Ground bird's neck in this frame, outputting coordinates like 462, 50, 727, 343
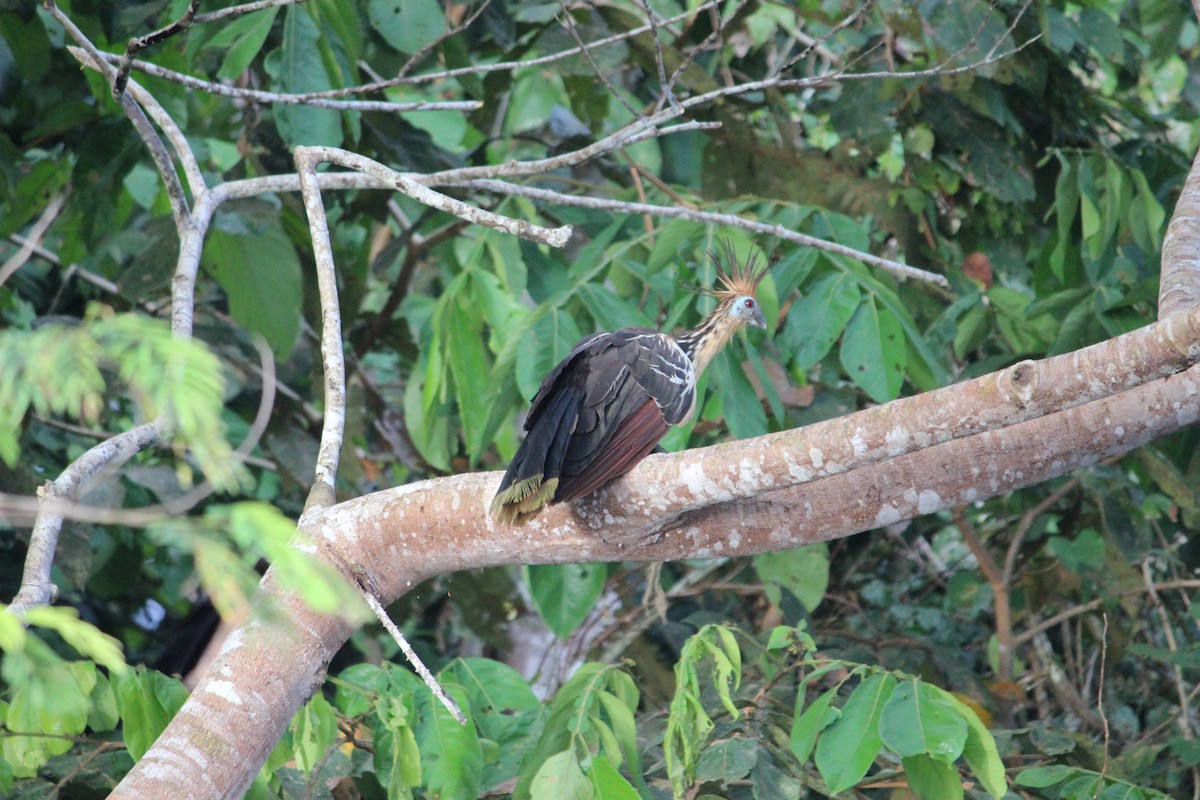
676, 303, 739, 375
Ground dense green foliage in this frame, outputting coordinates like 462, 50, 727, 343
2, 0, 1199, 797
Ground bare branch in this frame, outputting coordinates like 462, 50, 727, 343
7, 421, 164, 615
47, 3, 191, 229
93, 52, 483, 113
452, 178, 950, 287
113, 0, 200, 97
0, 193, 65, 288
361, 591, 466, 723
307, 1, 724, 98
294, 148, 349, 501
295, 146, 574, 247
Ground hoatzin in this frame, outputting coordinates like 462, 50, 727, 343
490, 248, 769, 524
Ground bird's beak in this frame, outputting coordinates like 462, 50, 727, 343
749, 307, 767, 329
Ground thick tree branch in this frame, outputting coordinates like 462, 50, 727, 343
1161, 143, 1200, 316
114, 347, 1200, 800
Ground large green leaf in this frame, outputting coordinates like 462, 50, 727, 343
203, 223, 301, 359
526, 562, 607, 638
113, 668, 188, 762
291, 693, 337, 776
753, 543, 830, 612
840, 296, 906, 403
782, 271, 860, 368
903, 754, 964, 800
211, 6, 279, 81
878, 680, 968, 762
790, 686, 840, 765
272, 6, 341, 148
814, 672, 897, 793
368, 0, 446, 54
415, 684, 483, 800
529, 749, 592, 800
939, 689, 1007, 798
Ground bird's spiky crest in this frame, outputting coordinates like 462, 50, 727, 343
710, 242, 769, 301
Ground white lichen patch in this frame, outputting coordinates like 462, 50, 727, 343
809, 448, 824, 469
884, 426, 910, 455
728, 529, 742, 550
874, 504, 903, 527
850, 432, 868, 456
917, 490, 941, 514
207, 680, 244, 706
679, 461, 712, 498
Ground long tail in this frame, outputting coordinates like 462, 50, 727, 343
490, 385, 582, 525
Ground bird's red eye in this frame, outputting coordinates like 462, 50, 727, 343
743, 298, 756, 308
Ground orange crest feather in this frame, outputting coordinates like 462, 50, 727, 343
711, 242, 769, 300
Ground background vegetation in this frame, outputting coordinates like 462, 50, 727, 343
1, 0, 1198, 797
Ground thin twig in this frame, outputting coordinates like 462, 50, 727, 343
114, 0, 201, 97
954, 508, 1014, 684
360, 591, 466, 723
635, 0, 678, 112
1094, 611, 1110, 799
91, 52, 482, 113
47, 3, 190, 228
0, 194, 65, 288
452, 178, 950, 287
1012, 579, 1200, 648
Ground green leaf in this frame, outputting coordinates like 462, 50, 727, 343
939, 690, 1007, 799
526, 563, 607, 638
782, 271, 860, 368
368, 0, 446, 54
23, 606, 127, 673
879, 680, 967, 762
515, 663, 631, 800
1015, 764, 1076, 788
415, 684, 483, 800
114, 668, 188, 761
754, 543, 830, 612
664, 626, 744, 795
840, 296, 906, 403
530, 749, 592, 800
203, 222, 302, 359
292, 693, 338, 775
709, 347, 767, 440
903, 754, 964, 800
585, 756, 639, 800
373, 691, 422, 797
790, 686, 840, 764
88, 671, 121, 732
695, 737, 758, 783
273, 6, 342, 147
215, 7, 280, 81
446, 277, 495, 460
814, 672, 897, 793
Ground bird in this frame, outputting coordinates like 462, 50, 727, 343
490, 245, 769, 524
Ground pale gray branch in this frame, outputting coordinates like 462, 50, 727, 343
453, 178, 950, 287
293, 148, 349, 499
91, 51, 482, 113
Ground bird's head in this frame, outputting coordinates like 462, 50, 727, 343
713, 244, 769, 330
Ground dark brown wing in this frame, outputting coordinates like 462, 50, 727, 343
552, 328, 695, 502
491, 327, 695, 522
